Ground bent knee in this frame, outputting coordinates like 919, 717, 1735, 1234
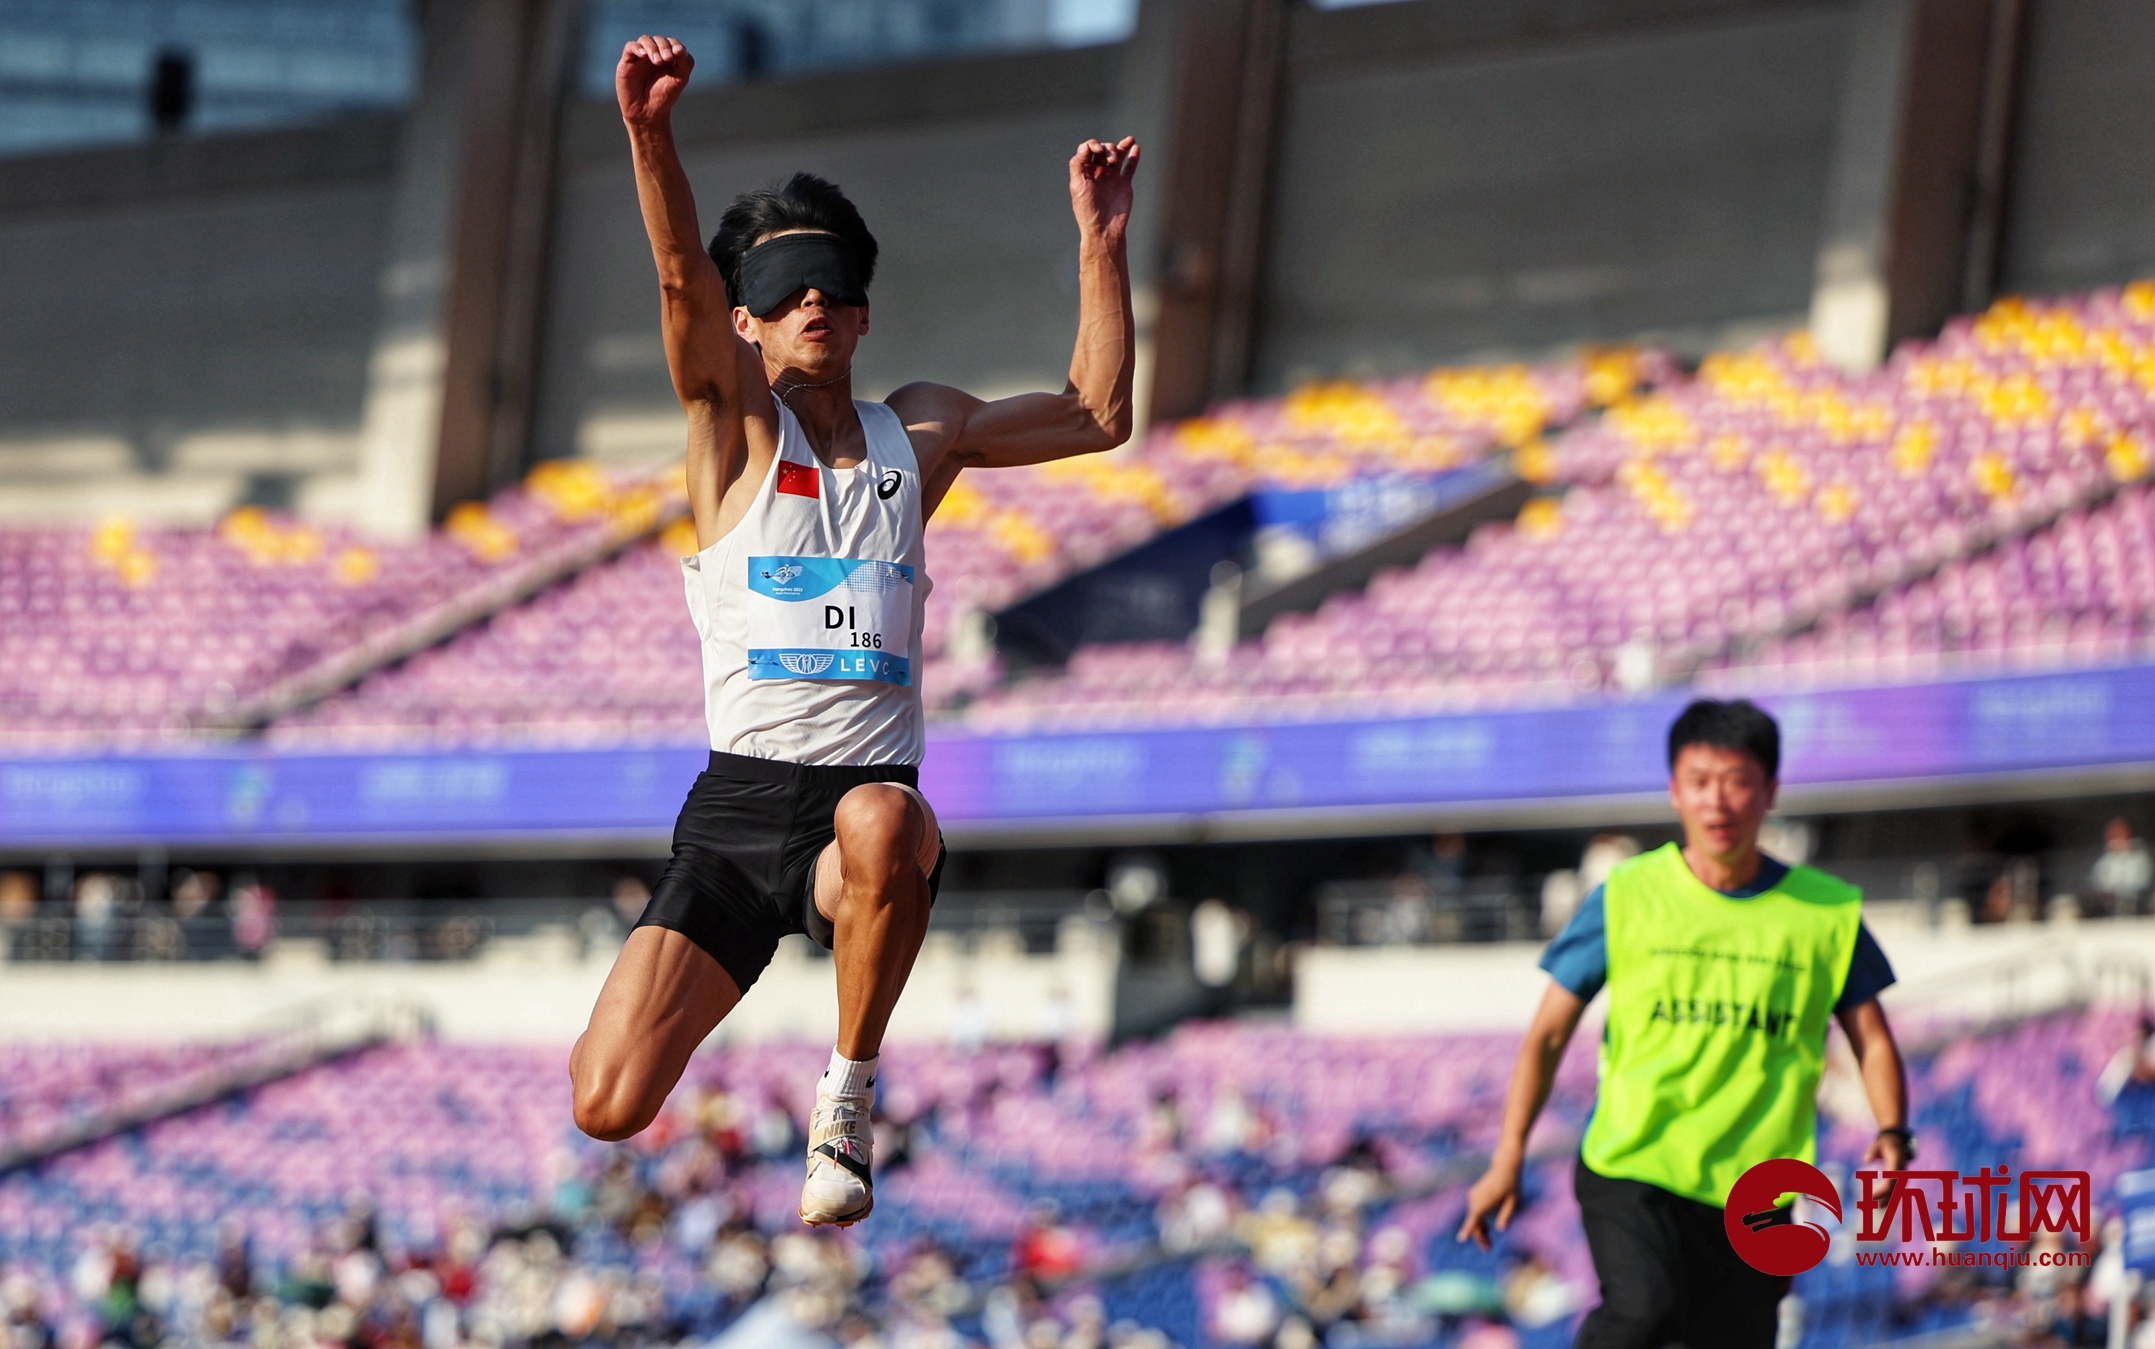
569, 1043, 662, 1142
833, 784, 925, 864
573, 1078, 657, 1142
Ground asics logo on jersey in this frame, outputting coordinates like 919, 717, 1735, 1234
764, 564, 805, 585
878, 470, 902, 500
778, 653, 836, 675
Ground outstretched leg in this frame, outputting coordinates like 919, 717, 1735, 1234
570, 928, 742, 1141
799, 782, 941, 1224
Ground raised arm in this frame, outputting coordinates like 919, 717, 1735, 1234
1457, 980, 1588, 1250
617, 36, 769, 541
891, 137, 1140, 505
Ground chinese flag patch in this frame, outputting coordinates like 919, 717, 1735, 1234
776, 460, 819, 499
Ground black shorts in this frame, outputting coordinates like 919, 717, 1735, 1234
1572, 1154, 1790, 1349
634, 751, 946, 993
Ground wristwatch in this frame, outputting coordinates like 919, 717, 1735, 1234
1876, 1126, 1917, 1159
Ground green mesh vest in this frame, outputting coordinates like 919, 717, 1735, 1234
1578, 842, 1862, 1207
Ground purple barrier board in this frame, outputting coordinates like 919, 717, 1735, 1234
2, 664, 2150, 845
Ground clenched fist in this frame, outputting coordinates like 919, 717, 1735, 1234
618, 35, 692, 125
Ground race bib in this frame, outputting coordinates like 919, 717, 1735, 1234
745, 556, 914, 685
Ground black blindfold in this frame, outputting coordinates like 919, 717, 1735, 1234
732, 233, 868, 317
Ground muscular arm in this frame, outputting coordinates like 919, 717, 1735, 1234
1457, 981, 1587, 1249
892, 137, 1140, 512
618, 36, 771, 543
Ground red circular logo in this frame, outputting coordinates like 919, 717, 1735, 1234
1723, 1158, 1842, 1276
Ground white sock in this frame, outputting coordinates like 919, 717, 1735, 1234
821, 1048, 877, 1102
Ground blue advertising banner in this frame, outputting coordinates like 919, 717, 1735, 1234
4, 663, 2154, 845
1248, 458, 1512, 559
0, 747, 706, 845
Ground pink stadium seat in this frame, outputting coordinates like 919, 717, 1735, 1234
0, 463, 682, 752
962, 284, 2155, 730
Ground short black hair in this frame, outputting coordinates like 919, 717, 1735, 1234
708, 172, 878, 310
1666, 698, 1780, 779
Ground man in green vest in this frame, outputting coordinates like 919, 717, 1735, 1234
1457, 698, 1910, 1347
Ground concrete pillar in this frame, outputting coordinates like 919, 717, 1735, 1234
354, 0, 576, 539
1112, 0, 1285, 434
437, 0, 578, 516
1202, 0, 1285, 409
1809, 0, 2024, 373
1955, 0, 2027, 312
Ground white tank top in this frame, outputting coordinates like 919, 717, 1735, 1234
682, 399, 930, 766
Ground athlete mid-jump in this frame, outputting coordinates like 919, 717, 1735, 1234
570, 35, 1138, 1227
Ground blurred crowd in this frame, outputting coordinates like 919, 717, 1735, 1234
8, 811, 2155, 973
0, 1053, 1599, 1349
2, 964, 2154, 1349
0, 869, 277, 964
3, 1160, 2142, 1349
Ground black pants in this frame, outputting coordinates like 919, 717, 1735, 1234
1573, 1157, 1791, 1349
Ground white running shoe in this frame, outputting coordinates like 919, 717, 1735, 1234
799, 1094, 873, 1226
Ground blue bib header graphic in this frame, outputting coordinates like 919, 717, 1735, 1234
748, 557, 913, 602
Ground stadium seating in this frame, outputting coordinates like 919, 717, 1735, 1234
250, 281, 2155, 743
0, 1009, 2128, 1349
1702, 481, 2155, 691
264, 355, 1649, 748
49, 274, 2131, 749
0, 461, 679, 753
0, 1041, 273, 1161
0, 1030, 1593, 1349
18, 285, 2155, 747
267, 521, 710, 750
962, 284, 2155, 731
925, 353, 1644, 650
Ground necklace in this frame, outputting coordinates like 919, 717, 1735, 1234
774, 370, 847, 406
774, 370, 857, 463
